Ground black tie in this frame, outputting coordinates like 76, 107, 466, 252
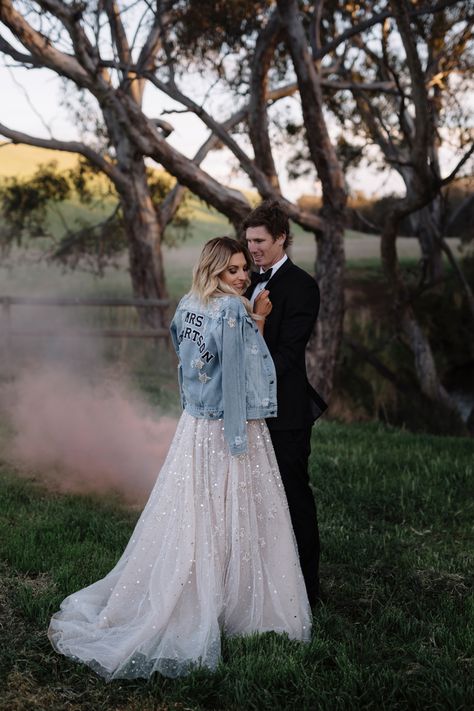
253, 268, 273, 284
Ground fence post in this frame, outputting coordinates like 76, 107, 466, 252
1, 297, 12, 371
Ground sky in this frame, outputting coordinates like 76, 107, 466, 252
1, 1, 472, 203
0, 57, 456, 201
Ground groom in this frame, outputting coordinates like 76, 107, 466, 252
243, 199, 327, 607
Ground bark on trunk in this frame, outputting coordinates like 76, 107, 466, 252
382, 214, 462, 421
118, 160, 169, 329
400, 309, 456, 409
401, 168, 444, 283
414, 200, 444, 284
307, 214, 346, 400
276, 0, 347, 401
104, 103, 169, 328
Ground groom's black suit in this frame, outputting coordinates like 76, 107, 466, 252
246, 258, 327, 605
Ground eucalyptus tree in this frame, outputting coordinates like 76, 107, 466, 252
0, 0, 347, 395
0, 0, 254, 326
332, 0, 474, 286
336, 0, 473, 416
0, 0, 468, 406
254, 0, 472, 418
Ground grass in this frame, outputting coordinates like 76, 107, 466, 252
0, 420, 473, 710
0, 186, 471, 707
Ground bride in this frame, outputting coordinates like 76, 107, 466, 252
48, 236, 311, 679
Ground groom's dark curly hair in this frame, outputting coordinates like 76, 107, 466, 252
241, 199, 293, 249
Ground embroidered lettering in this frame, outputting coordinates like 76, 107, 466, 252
184, 311, 204, 328
179, 315, 215, 364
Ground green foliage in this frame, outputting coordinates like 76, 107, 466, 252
336, 262, 474, 435
0, 162, 72, 246
172, 0, 270, 58
0, 160, 192, 273
0, 420, 473, 709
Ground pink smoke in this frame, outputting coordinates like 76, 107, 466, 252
2, 366, 177, 504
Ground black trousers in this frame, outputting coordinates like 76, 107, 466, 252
269, 426, 320, 606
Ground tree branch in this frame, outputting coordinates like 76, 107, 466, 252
321, 78, 398, 93
391, 0, 431, 168
313, 0, 464, 61
142, 70, 283, 201
104, 0, 132, 66
0, 0, 92, 88
0, 122, 129, 192
438, 236, 474, 321
136, 1, 175, 73
441, 143, 474, 185
0, 33, 39, 66
36, 0, 100, 76
102, 0, 145, 104
248, 9, 282, 189
277, 0, 346, 209
345, 336, 412, 394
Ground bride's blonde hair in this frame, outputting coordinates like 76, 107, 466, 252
190, 236, 254, 314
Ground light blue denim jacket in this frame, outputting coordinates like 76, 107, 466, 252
170, 293, 277, 456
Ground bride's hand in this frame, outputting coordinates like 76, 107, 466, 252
254, 289, 272, 318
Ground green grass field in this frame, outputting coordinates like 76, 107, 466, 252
0, 421, 473, 710
1, 149, 471, 708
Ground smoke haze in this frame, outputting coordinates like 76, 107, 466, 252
0, 301, 178, 504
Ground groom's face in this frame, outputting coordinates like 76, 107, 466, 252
245, 226, 286, 270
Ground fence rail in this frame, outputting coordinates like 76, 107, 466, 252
0, 295, 171, 340
0, 295, 169, 307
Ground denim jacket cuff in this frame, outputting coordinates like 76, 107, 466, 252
228, 433, 248, 456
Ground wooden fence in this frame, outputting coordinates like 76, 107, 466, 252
0, 295, 171, 340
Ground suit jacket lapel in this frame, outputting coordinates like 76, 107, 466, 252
265, 257, 293, 291
245, 272, 259, 300
246, 257, 293, 299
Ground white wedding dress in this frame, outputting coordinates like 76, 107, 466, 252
49, 412, 311, 679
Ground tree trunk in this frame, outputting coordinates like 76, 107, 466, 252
276, 0, 347, 403
382, 213, 463, 423
414, 199, 444, 284
118, 159, 169, 328
102, 104, 169, 328
401, 167, 444, 283
307, 213, 346, 400
400, 309, 456, 409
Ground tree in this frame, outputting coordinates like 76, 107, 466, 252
0, 0, 345, 395
0, 0, 469, 405
337, 0, 474, 287
0, 0, 254, 326
0, 160, 191, 274
336, 0, 473, 420
255, 0, 473, 419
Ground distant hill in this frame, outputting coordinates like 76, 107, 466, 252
0, 144, 79, 177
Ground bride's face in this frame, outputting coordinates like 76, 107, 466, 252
220, 252, 249, 294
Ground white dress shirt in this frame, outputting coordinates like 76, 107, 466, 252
250, 254, 288, 306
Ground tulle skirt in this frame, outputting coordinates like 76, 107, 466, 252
48, 412, 311, 679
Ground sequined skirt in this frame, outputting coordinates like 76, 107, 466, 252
48, 412, 311, 679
